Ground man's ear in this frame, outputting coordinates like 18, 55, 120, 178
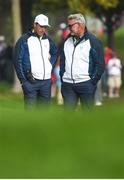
33, 23, 37, 28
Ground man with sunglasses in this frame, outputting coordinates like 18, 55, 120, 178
14, 14, 58, 107
60, 13, 105, 109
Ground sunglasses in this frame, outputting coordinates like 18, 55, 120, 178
68, 22, 78, 28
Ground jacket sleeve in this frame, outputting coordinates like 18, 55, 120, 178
59, 49, 65, 81
13, 37, 27, 83
90, 36, 105, 85
49, 38, 58, 67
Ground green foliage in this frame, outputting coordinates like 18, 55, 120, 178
114, 27, 124, 61
68, 0, 92, 14
67, 0, 119, 14
95, 0, 118, 9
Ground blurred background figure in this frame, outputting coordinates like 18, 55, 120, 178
53, 58, 63, 105
95, 46, 113, 106
57, 22, 70, 44
0, 35, 7, 81
94, 79, 103, 106
107, 52, 122, 98
51, 22, 70, 105
0, 35, 13, 83
102, 47, 113, 97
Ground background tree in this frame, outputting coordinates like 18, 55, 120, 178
11, 0, 22, 93
20, 0, 35, 33
68, 0, 124, 49
0, 0, 13, 43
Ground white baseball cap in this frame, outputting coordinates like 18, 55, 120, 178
34, 14, 50, 27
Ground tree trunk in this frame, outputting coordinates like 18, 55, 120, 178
105, 12, 115, 50
106, 27, 114, 50
20, 0, 32, 33
11, 0, 22, 93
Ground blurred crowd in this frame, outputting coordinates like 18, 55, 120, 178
94, 47, 122, 106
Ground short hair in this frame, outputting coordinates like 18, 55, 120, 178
68, 13, 86, 26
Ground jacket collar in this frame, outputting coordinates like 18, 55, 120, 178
27, 30, 48, 39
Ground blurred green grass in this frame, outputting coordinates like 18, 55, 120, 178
0, 93, 123, 178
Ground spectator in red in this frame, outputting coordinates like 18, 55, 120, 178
104, 47, 113, 64
102, 47, 113, 96
107, 52, 122, 98
59, 22, 70, 40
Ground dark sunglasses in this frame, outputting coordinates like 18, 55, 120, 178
68, 22, 78, 28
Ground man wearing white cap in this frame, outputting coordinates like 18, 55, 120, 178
60, 13, 105, 109
14, 14, 58, 107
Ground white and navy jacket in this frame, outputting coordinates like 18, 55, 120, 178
14, 30, 58, 83
60, 31, 105, 85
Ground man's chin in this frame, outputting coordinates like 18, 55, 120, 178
71, 32, 75, 36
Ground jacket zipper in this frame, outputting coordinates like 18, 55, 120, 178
71, 47, 76, 83
38, 37, 45, 79
71, 40, 77, 83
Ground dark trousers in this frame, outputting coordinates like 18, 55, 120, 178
22, 79, 51, 107
61, 80, 96, 109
